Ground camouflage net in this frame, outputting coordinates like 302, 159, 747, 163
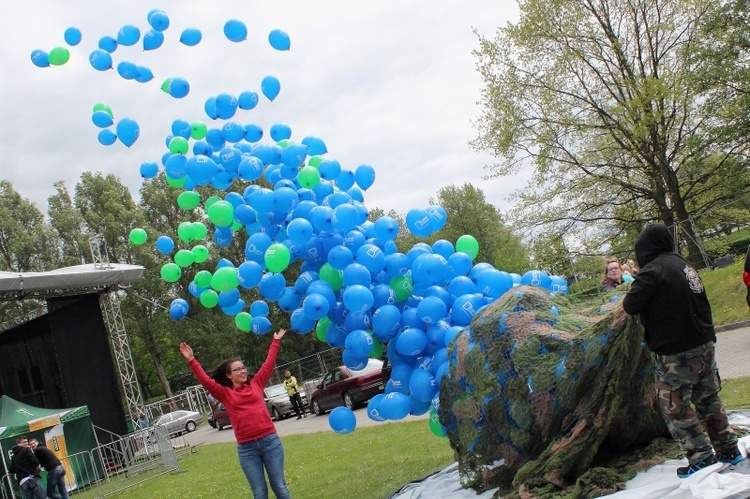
439, 285, 672, 497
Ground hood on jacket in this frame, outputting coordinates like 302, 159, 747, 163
634, 223, 675, 268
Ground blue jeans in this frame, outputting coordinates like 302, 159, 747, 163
237, 433, 290, 499
46, 465, 69, 499
20, 476, 45, 499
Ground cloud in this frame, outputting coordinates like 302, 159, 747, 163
0, 0, 521, 215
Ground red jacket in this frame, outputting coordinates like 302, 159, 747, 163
189, 339, 280, 444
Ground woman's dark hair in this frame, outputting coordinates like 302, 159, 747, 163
209, 357, 254, 387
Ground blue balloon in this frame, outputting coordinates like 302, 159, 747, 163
281, 143, 308, 168
426, 206, 448, 232
337, 170, 355, 190
406, 209, 433, 237
238, 91, 259, 110
143, 29, 164, 51
116, 118, 140, 147
221, 298, 245, 316
259, 272, 286, 301
156, 236, 174, 254
329, 407, 356, 434
117, 25, 140, 46
319, 159, 342, 181
521, 270, 552, 289
97, 129, 117, 146
278, 287, 302, 313
291, 307, 315, 333
222, 123, 245, 144
378, 392, 411, 420
218, 289, 241, 308
64, 27, 82, 46
148, 10, 170, 32
244, 123, 263, 142
356, 244, 386, 273
171, 119, 191, 139
135, 66, 154, 83
169, 77, 190, 98
224, 19, 248, 42
89, 49, 112, 71
251, 316, 272, 335
117, 61, 139, 80
354, 164, 376, 190
450, 294, 484, 326
250, 301, 270, 317
409, 369, 438, 403
342, 349, 368, 371
268, 29, 291, 51
396, 328, 427, 356
345, 329, 374, 358
343, 284, 374, 313
92, 110, 114, 128
287, 218, 314, 245
30, 49, 49, 68
294, 271, 319, 294
417, 296, 447, 325
98, 36, 117, 53
367, 394, 387, 421
372, 304, 401, 342
326, 245, 352, 271
301, 136, 327, 155
140, 161, 159, 178
476, 269, 514, 299
448, 276, 476, 302
180, 27, 202, 46
238, 261, 264, 288
164, 154, 188, 179
204, 97, 218, 120
215, 93, 238, 119
448, 252, 472, 277
332, 204, 359, 232
549, 275, 569, 295
261, 75, 281, 101
373, 217, 398, 242
270, 123, 292, 142
342, 263, 371, 288
432, 240, 454, 260
303, 293, 330, 320
169, 299, 189, 320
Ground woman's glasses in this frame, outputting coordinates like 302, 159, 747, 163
230, 365, 247, 373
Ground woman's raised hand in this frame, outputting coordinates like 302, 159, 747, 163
179, 342, 194, 361
274, 328, 287, 340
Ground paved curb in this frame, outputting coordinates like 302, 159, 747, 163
716, 320, 750, 333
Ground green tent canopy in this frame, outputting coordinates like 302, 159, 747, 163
0, 395, 101, 498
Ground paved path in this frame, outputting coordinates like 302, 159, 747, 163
715, 324, 750, 379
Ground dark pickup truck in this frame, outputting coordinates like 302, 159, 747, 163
309, 359, 385, 415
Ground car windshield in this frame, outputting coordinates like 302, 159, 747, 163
266, 385, 286, 397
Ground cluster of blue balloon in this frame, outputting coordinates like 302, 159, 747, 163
90, 103, 141, 148
30, 26, 80, 68
405, 206, 447, 238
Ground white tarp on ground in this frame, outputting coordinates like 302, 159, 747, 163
0, 263, 144, 295
391, 411, 750, 499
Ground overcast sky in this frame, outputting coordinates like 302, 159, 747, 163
0, 1, 524, 218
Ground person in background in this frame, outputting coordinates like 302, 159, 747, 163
180, 329, 291, 499
621, 263, 635, 283
283, 370, 306, 419
9, 436, 44, 499
743, 245, 750, 307
29, 438, 68, 499
622, 223, 743, 478
600, 258, 624, 292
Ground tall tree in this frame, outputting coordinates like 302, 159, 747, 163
47, 181, 89, 266
472, 0, 750, 267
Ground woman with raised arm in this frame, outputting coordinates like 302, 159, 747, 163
180, 329, 291, 499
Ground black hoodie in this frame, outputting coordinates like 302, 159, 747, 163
622, 224, 715, 355
9, 444, 40, 482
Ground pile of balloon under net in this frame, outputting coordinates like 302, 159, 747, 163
438, 285, 670, 497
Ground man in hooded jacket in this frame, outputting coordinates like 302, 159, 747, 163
9, 436, 44, 499
623, 224, 743, 478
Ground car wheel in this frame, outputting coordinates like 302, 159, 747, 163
272, 407, 282, 421
344, 393, 355, 410
185, 420, 197, 432
217, 422, 223, 431
312, 400, 323, 416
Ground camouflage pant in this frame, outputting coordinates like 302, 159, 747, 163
654, 341, 738, 464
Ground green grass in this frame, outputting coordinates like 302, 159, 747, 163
700, 259, 748, 326
89, 420, 453, 499
722, 376, 750, 410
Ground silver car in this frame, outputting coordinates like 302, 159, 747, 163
264, 383, 307, 420
151, 410, 203, 436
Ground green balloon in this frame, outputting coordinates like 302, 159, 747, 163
308, 156, 323, 168
160, 263, 182, 283
200, 289, 219, 308
264, 243, 291, 274
298, 166, 321, 189
93, 103, 113, 119
205, 195, 221, 210
194, 270, 212, 288
165, 175, 187, 188
169, 136, 189, 155
174, 249, 196, 267
316, 317, 332, 342
177, 222, 196, 242
191, 121, 208, 140
161, 78, 173, 94
208, 200, 234, 227
211, 267, 239, 292
48, 46, 70, 66
319, 263, 343, 291
369, 335, 383, 359
234, 312, 252, 332
192, 244, 209, 263
192, 222, 208, 240
128, 228, 147, 245
429, 408, 446, 437
177, 191, 201, 210
390, 275, 414, 302
277, 139, 290, 148
456, 235, 479, 260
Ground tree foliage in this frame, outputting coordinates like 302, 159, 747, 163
472, 0, 750, 267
